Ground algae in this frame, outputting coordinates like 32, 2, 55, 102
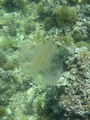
56, 5, 77, 26
0, 106, 7, 118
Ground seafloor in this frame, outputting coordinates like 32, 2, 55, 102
0, 0, 90, 120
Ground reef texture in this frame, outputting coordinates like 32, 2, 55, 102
0, 0, 90, 120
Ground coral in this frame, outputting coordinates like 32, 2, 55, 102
56, 46, 90, 119
56, 5, 77, 26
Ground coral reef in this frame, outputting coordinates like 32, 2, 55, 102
57, 46, 90, 119
0, 0, 90, 119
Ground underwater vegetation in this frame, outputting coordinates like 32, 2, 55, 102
18, 40, 64, 85
0, 50, 7, 67
1, 0, 18, 12
0, 39, 18, 70
37, 2, 48, 19
0, 106, 7, 118
37, 2, 55, 23
37, 4, 77, 30
0, 18, 5, 28
72, 0, 88, 4
61, 34, 73, 46
36, 86, 65, 120
56, 46, 70, 69
1, 0, 29, 11
56, 5, 77, 26
76, 41, 90, 51
44, 17, 55, 30
24, 20, 36, 35
2, 60, 17, 70
0, 39, 18, 51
